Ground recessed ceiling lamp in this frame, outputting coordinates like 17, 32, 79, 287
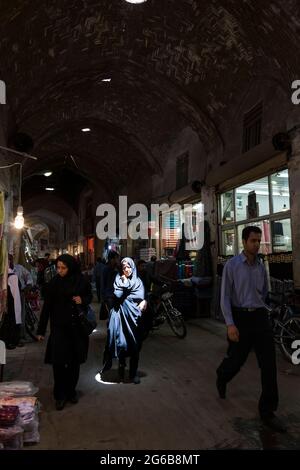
44, 171, 52, 177
102, 78, 111, 82
125, 0, 147, 3
45, 187, 55, 191
81, 128, 91, 132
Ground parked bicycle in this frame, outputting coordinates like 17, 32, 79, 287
24, 289, 39, 341
267, 291, 300, 364
25, 286, 40, 312
143, 278, 187, 339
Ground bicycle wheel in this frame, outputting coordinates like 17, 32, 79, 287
279, 316, 300, 364
166, 307, 187, 338
25, 302, 38, 341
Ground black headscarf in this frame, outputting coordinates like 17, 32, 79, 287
51, 254, 81, 300
56, 254, 80, 277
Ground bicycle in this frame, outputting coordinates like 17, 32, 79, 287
144, 277, 187, 339
24, 298, 38, 341
267, 291, 300, 364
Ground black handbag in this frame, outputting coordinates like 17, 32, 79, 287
76, 307, 97, 336
73, 277, 97, 336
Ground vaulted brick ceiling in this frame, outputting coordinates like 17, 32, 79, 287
1, 0, 300, 211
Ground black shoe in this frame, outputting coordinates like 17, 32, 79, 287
68, 393, 78, 404
261, 414, 287, 433
130, 375, 141, 385
6, 344, 16, 350
100, 358, 112, 374
17, 341, 25, 347
55, 400, 66, 411
216, 377, 226, 399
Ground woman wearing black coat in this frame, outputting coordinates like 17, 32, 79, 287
36, 254, 92, 410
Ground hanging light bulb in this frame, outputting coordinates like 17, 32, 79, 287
14, 206, 24, 229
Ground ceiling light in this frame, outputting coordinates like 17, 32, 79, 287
102, 78, 111, 82
44, 171, 52, 177
81, 128, 91, 132
14, 206, 24, 230
45, 187, 55, 191
14, 164, 24, 229
125, 0, 147, 3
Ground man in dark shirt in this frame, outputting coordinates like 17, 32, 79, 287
101, 251, 120, 309
216, 226, 286, 433
93, 257, 105, 303
100, 251, 120, 372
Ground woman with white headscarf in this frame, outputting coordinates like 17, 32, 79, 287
101, 257, 146, 384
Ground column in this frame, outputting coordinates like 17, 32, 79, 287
200, 185, 218, 317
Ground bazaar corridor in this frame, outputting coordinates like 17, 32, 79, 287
4, 305, 300, 450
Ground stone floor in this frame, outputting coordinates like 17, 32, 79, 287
2, 306, 300, 450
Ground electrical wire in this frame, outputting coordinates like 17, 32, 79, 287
0, 145, 37, 160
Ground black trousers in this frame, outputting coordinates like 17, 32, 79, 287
52, 362, 80, 401
216, 308, 278, 418
95, 279, 101, 303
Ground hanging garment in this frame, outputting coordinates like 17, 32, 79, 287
0, 284, 7, 322
0, 273, 21, 348
7, 270, 22, 324
0, 191, 4, 224
0, 238, 7, 276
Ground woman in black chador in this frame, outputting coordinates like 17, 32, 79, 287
36, 254, 92, 410
101, 257, 146, 384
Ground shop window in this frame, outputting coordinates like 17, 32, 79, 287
162, 210, 181, 251
237, 220, 271, 255
160, 202, 201, 257
271, 219, 292, 252
176, 152, 189, 190
220, 191, 234, 224
219, 169, 291, 256
222, 228, 236, 256
271, 169, 290, 213
242, 101, 262, 153
235, 176, 269, 222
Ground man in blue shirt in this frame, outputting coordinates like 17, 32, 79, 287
216, 226, 286, 433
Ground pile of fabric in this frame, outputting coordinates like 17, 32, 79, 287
0, 381, 40, 449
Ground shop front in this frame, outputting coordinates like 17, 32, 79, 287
219, 168, 291, 258
85, 236, 95, 267
215, 166, 293, 320
158, 199, 202, 264
153, 198, 210, 318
